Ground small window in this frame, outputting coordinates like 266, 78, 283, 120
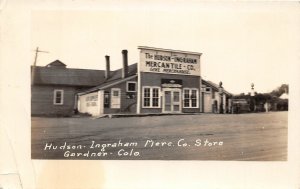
127, 81, 137, 92
54, 90, 64, 105
113, 90, 119, 97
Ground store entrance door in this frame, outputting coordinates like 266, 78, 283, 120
162, 88, 182, 113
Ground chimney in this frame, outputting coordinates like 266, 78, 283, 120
122, 49, 128, 78
105, 55, 110, 79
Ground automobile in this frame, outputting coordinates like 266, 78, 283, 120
231, 99, 250, 113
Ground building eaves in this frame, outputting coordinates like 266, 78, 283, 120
32, 66, 106, 87
202, 79, 232, 96
77, 74, 137, 95
138, 46, 202, 56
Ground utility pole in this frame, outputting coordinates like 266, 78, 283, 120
31, 47, 49, 85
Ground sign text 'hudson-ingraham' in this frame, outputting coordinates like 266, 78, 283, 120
139, 48, 201, 76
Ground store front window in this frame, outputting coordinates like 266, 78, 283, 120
183, 88, 198, 108
142, 87, 160, 108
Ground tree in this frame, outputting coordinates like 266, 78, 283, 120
271, 84, 289, 97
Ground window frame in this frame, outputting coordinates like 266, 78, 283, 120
126, 81, 137, 92
53, 89, 64, 105
183, 88, 199, 108
142, 86, 161, 108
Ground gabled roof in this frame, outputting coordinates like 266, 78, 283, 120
78, 75, 137, 95
32, 66, 106, 87
202, 79, 232, 96
32, 61, 137, 88
46, 60, 67, 68
105, 63, 137, 82
78, 63, 138, 94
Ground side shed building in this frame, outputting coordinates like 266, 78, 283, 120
77, 50, 138, 116
201, 80, 232, 113
31, 60, 106, 116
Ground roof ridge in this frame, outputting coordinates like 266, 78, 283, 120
33, 65, 105, 72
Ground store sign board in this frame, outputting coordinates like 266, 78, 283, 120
139, 48, 201, 76
161, 79, 183, 88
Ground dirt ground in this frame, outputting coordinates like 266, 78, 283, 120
31, 112, 287, 161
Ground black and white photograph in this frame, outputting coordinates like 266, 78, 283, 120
30, 9, 289, 161
1, 1, 300, 189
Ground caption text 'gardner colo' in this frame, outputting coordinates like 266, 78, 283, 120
43, 138, 223, 159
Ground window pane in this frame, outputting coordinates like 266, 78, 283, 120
144, 88, 150, 97
191, 90, 197, 98
113, 91, 119, 96
165, 91, 171, 104
152, 98, 159, 107
56, 91, 62, 98
56, 97, 61, 103
184, 90, 190, 98
184, 99, 190, 107
128, 83, 136, 91
173, 91, 179, 102
152, 88, 159, 97
144, 98, 150, 107
192, 99, 197, 107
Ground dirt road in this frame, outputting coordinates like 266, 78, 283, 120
31, 112, 287, 160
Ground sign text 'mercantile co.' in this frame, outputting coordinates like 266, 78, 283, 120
140, 51, 201, 76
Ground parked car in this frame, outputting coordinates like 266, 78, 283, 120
231, 99, 250, 113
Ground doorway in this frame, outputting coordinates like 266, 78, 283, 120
111, 88, 121, 109
203, 92, 212, 113
162, 88, 182, 113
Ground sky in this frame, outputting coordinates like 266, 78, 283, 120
30, 2, 299, 94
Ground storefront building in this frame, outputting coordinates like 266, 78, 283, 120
77, 46, 231, 116
137, 46, 202, 114
31, 46, 232, 117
